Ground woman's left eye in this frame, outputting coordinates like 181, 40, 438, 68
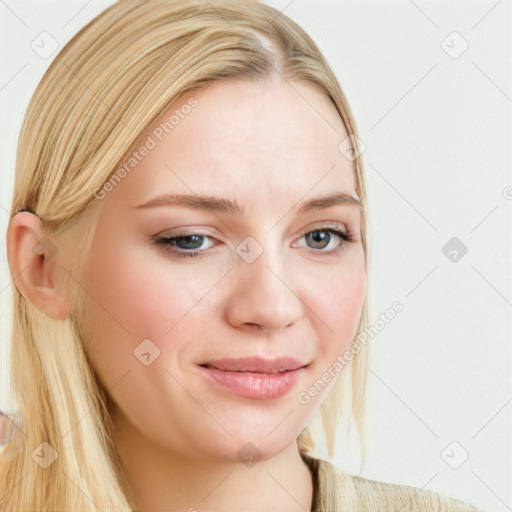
152, 225, 355, 259
294, 227, 355, 252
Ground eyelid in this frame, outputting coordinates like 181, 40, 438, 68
151, 229, 218, 247
297, 220, 348, 235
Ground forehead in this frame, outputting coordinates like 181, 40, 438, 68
109, 79, 357, 210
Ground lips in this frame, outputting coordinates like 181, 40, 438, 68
199, 356, 307, 374
197, 356, 309, 399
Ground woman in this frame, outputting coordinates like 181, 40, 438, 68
0, 1, 485, 510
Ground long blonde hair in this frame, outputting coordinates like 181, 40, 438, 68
1, 1, 372, 509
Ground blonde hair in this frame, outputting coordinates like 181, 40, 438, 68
1, 0, 372, 510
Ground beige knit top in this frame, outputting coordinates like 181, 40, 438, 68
300, 452, 485, 512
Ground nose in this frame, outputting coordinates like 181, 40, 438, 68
223, 242, 304, 334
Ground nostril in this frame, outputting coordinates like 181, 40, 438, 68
243, 322, 268, 332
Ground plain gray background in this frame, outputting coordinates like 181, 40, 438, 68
1, 1, 510, 511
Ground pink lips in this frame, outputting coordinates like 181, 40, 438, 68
198, 356, 307, 400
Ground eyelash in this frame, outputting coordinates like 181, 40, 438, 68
152, 223, 356, 259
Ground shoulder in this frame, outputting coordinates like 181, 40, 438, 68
336, 467, 485, 512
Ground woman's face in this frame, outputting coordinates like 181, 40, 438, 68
77, 79, 366, 461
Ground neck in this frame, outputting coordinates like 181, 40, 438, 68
110, 405, 314, 512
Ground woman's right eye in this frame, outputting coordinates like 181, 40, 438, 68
152, 233, 216, 259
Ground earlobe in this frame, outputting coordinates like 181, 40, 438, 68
6, 211, 70, 320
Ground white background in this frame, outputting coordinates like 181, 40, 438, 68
0, 1, 510, 511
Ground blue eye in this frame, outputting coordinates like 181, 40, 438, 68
152, 226, 356, 259
299, 229, 353, 251
170, 234, 210, 251
152, 233, 214, 258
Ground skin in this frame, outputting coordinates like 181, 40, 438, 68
7, 79, 366, 511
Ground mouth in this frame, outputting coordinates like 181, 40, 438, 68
199, 356, 308, 373
196, 356, 309, 400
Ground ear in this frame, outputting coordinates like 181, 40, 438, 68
6, 211, 70, 320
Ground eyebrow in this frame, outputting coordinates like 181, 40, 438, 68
133, 192, 362, 215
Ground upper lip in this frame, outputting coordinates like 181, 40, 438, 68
199, 356, 308, 374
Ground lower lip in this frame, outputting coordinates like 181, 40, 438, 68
198, 365, 305, 400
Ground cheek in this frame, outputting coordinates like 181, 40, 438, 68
85, 240, 190, 334
302, 255, 366, 359
78, 239, 221, 380
294, 257, 366, 410
106, 258, 227, 343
